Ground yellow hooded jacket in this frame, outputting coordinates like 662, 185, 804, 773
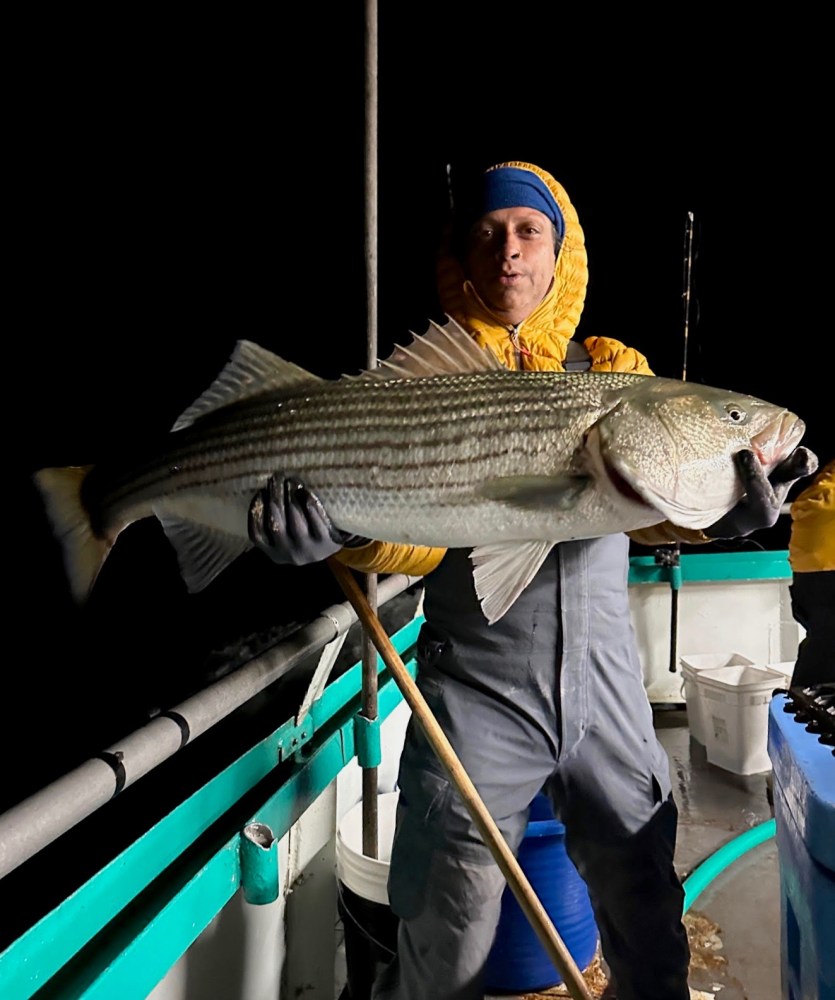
337, 161, 707, 577
788, 459, 835, 574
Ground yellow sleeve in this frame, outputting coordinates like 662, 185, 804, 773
584, 336, 654, 375
334, 539, 447, 577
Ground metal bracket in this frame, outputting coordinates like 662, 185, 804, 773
654, 544, 683, 590
277, 721, 313, 763
296, 631, 350, 726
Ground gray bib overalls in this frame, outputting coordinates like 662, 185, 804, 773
372, 534, 691, 1000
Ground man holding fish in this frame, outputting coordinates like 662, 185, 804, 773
247, 161, 814, 999
234, 162, 815, 998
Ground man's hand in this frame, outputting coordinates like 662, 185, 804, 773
704, 446, 818, 539
248, 475, 362, 566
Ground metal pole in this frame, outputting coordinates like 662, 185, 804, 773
361, 0, 380, 859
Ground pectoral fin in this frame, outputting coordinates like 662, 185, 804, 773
157, 514, 253, 593
478, 475, 590, 511
470, 540, 556, 625
154, 496, 253, 593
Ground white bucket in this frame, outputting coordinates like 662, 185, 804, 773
694, 663, 788, 774
765, 661, 795, 688
679, 652, 755, 744
336, 791, 399, 906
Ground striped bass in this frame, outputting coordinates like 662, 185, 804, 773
33, 318, 809, 623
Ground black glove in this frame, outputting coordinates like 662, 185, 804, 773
704, 446, 819, 539
248, 475, 367, 566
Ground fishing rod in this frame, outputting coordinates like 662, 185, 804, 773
659, 210, 696, 673
682, 210, 695, 384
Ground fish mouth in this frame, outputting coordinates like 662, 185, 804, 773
750, 411, 806, 473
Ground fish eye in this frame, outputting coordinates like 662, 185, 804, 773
723, 403, 749, 424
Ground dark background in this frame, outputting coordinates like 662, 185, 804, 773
9, 12, 828, 807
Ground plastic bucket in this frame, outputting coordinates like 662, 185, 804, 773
483, 793, 599, 994
335, 792, 400, 1000
695, 663, 788, 774
679, 652, 755, 744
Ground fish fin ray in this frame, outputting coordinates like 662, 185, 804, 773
33, 465, 114, 604
478, 474, 590, 511
350, 315, 505, 380
470, 541, 555, 624
172, 340, 324, 431
158, 513, 252, 593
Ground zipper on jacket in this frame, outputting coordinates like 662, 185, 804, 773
508, 324, 531, 368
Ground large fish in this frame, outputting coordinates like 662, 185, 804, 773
34, 318, 811, 624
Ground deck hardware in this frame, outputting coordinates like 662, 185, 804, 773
240, 822, 279, 904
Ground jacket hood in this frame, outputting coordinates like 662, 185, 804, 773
436, 161, 589, 365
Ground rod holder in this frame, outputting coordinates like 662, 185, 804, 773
654, 544, 683, 590
354, 713, 382, 769
240, 821, 279, 905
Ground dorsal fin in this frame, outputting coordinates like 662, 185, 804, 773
172, 340, 323, 432
347, 315, 505, 380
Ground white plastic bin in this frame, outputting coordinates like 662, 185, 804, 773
765, 661, 795, 688
695, 663, 788, 774
679, 653, 755, 744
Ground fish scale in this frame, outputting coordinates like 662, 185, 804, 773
88, 370, 633, 510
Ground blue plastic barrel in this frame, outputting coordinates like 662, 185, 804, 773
483, 793, 599, 994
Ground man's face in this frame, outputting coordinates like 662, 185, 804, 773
464, 206, 557, 327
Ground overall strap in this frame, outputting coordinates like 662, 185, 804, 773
563, 338, 592, 372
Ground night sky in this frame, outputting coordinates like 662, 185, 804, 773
10, 14, 828, 806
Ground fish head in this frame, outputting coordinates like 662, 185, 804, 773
593, 378, 808, 529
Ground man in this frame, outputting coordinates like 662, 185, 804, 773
248, 161, 816, 1000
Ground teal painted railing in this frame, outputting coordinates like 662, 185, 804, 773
628, 548, 791, 585
0, 617, 422, 1000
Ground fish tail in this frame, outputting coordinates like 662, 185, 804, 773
33, 465, 112, 604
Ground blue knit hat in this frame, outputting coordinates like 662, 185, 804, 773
479, 166, 565, 239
